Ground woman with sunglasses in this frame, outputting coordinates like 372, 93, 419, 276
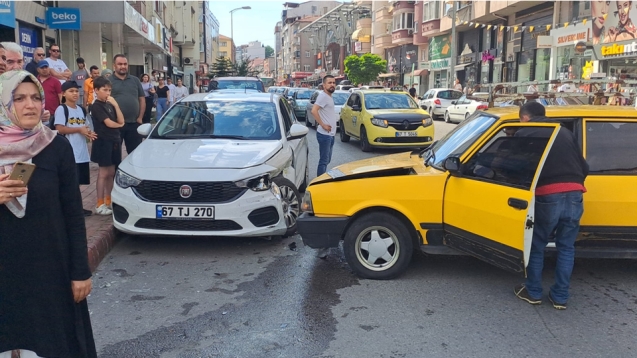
608, 0, 637, 42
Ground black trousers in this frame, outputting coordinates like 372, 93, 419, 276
120, 122, 142, 154
143, 96, 154, 124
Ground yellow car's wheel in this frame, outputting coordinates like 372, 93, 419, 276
343, 212, 414, 280
359, 126, 372, 152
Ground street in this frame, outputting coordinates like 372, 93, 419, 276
89, 121, 637, 358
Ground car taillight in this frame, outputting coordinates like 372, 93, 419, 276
434, 99, 441, 105
477, 104, 488, 110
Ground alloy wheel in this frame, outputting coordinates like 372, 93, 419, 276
354, 226, 400, 271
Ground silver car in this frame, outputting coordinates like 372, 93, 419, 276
305, 90, 350, 128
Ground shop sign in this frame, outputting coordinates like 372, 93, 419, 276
430, 58, 449, 70
574, 41, 587, 55
354, 42, 362, 53
556, 31, 587, 45
0, 1, 15, 28
429, 34, 452, 61
457, 53, 475, 65
536, 35, 552, 49
599, 41, 637, 58
46, 7, 81, 31
19, 27, 38, 64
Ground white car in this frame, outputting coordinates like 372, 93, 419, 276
444, 93, 489, 123
305, 90, 350, 128
418, 88, 463, 120
111, 92, 309, 237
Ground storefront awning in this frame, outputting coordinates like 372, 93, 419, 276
454, 64, 470, 71
413, 69, 428, 76
378, 73, 399, 78
351, 28, 371, 41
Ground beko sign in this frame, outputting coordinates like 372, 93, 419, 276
46, 7, 81, 30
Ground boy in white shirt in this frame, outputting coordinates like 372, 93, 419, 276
54, 81, 98, 216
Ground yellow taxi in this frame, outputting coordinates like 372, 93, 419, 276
298, 106, 637, 279
339, 89, 434, 152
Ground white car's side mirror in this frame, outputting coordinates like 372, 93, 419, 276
137, 123, 153, 136
288, 123, 309, 140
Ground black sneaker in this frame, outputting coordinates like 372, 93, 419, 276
548, 293, 567, 310
514, 284, 542, 305
83, 209, 93, 217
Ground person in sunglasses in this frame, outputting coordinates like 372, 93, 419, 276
44, 44, 71, 84
25, 47, 46, 77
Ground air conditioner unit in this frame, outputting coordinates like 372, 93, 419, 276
183, 57, 194, 65
408, 29, 414, 35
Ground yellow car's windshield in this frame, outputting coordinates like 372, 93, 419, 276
365, 93, 419, 110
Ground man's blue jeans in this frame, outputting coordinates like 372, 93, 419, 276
316, 132, 335, 177
525, 191, 584, 303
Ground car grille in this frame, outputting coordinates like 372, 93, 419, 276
248, 206, 280, 227
134, 218, 243, 231
387, 121, 422, 131
376, 136, 433, 144
133, 181, 246, 203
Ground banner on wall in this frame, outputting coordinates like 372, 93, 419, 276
0, 1, 16, 28
19, 26, 38, 64
591, 0, 637, 44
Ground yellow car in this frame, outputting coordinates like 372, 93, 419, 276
339, 89, 434, 152
298, 106, 637, 279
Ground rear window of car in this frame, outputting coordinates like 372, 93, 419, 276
296, 91, 313, 99
152, 101, 281, 140
212, 80, 265, 92
437, 90, 462, 100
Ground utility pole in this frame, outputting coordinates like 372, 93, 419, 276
448, 1, 457, 88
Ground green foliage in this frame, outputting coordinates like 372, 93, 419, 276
265, 45, 274, 58
209, 56, 234, 78
235, 56, 259, 77
344, 53, 387, 85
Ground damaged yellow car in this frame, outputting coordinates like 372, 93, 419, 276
298, 106, 637, 279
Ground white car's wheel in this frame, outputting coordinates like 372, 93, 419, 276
273, 176, 301, 237
343, 212, 414, 280
445, 111, 452, 123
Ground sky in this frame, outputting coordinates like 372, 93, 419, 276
209, 0, 286, 49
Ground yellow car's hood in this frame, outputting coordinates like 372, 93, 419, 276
313, 151, 423, 184
366, 108, 429, 117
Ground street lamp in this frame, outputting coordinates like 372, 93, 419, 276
230, 6, 251, 61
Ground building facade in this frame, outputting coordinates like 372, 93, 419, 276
219, 34, 235, 62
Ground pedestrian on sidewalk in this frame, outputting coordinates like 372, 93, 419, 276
513, 102, 589, 310
1, 42, 24, 71
312, 74, 337, 177
101, 68, 112, 78
72, 57, 89, 108
140, 73, 155, 124
0, 44, 6, 75
0, 70, 97, 358
167, 77, 177, 105
90, 76, 125, 215
110, 54, 145, 154
54, 81, 97, 216
24, 47, 45, 77
173, 78, 189, 102
37, 61, 62, 128
44, 44, 71, 84
155, 77, 170, 120
84, 65, 100, 108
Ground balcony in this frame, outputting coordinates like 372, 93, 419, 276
421, 19, 440, 37
392, 1, 415, 14
375, 6, 392, 22
374, 33, 393, 49
392, 29, 413, 45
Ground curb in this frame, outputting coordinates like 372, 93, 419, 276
87, 224, 121, 273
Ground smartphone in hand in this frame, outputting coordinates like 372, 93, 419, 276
9, 162, 36, 186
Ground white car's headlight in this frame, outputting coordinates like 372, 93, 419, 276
371, 117, 388, 128
115, 170, 141, 188
301, 191, 313, 214
235, 174, 272, 191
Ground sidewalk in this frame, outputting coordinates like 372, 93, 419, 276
82, 145, 128, 272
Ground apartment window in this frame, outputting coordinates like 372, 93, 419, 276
393, 12, 414, 31
304, 65, 311, 71
154, 1, 161, 14
305, 50, 310, 58
423, 1, 440, 22
220, 41, 227, 47
311, 5, 317, 14
220, 51, 227, 57
323, 7, 328, 14
457, 1, 471, 9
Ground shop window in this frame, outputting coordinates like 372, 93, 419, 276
586, 122, 637, 174
534, 48, 550, 82
423, 1, 440, 22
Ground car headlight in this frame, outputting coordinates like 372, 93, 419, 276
115, 170, 142, 188
235, 174, 271, 191
371, 117, 388, 128
301, 191, 313, 214
422, 117, 433, 127
270, 182, 281, 200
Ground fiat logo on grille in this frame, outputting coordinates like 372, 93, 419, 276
402, 120, 410, 129
179, 185, 192, 198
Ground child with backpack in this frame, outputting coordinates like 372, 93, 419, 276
54, 81, 97, 216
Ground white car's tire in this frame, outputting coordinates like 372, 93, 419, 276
273, 176, 301, 237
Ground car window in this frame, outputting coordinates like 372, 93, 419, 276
152, 101, 281, 140
586, 121, 637, 174
279, 99, 293, 133
333, 93, 349, 106
295, 91, 313, 99
456, 95, 467, 105
347, 94, 356, 107
310, 91, 319, 102
364, 93, 419, 109
438, 90, 463, 100
211, 79, 264, 92
462, 125, 554, 189
430, 115, 497, 168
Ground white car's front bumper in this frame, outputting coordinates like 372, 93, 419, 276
111, 181, 288, 237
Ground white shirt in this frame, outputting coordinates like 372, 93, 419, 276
173, 85, 189, 101
167, 83, 177, 102
558, 83, 575, 93
315, 91, 338, 136
53, 104, 90, 163
45, 58, 69, 84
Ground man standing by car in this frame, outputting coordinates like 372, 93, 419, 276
110, 54, 145, 153
513, 102, 589, 310
311, 75, 337, 177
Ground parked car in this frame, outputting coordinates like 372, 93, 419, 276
208, 77, 266, 92
418, 89, 463, 120
444, 93, 489, 123
286, 88, 300, 100
297, 105, 637, 279
349, 85, 385, 93
112, 92, 309, 238
336, 84, 354, 91
338, 89, 434, 152
291, 89, 315, 120
305, 90, 350, 128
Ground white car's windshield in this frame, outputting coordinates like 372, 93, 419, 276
211, 80, 264, 92
295, 91, 313, 100
152, 101, 281, 141
365, 93, 419, 110
428, 115, 497, 168
333, 93, 349, 106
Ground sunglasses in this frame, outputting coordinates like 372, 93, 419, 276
50, 49, 60, 53
36, 54, 45, 57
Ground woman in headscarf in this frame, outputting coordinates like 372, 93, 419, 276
0, 71, 97, 358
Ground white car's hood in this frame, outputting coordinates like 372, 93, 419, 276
127, 139, 282, 169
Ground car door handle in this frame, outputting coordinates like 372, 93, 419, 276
508, 198, 528, 210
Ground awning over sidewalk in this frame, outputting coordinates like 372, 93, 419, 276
351, 28, 371, 42
413, 69, 428, 76
379, 73, 399, 78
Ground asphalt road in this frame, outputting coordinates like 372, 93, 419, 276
90, 121, 637, 357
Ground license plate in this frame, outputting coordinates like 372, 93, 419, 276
156, 205, 215, 219
396, 131, 417, 137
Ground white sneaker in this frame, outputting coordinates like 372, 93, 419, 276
95, 204, 113, 215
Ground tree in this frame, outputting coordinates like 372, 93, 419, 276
344, 53, 387, 85
265, 45, 274, 58
209, 56, 234, 78
234, 56, 259, 77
